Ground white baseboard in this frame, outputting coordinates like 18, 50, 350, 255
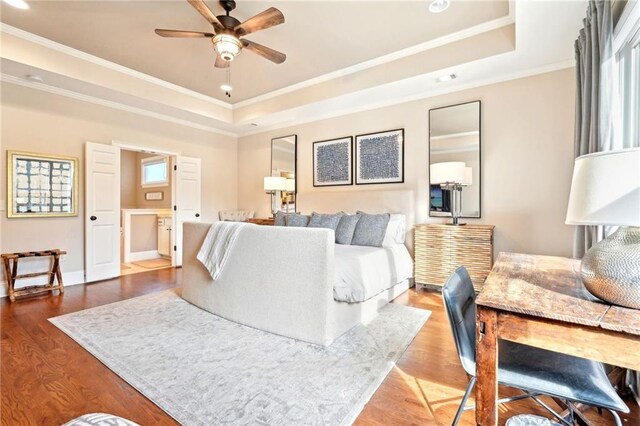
127, 250, 161, 262
1, 269, 86, 298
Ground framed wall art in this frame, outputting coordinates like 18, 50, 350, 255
7, 151, 79, 218
313, 136, 353, 187
355, 129, 404, 185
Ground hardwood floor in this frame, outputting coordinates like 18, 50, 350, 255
1, 270, 637, 425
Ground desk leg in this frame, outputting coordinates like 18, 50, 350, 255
476, 306, 498, 426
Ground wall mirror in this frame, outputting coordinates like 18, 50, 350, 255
270, 135, 297, 213
7, 150, 79, 218
429, 101, 481, 218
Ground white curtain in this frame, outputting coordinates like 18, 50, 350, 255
573, 0, 622, 258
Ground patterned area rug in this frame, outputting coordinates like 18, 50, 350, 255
50, 290, 430, 426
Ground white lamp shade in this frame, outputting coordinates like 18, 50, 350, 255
430, 162, 466, 184
566, 148, 640, 226
285, 178, 296, 192
264, 176, 287, 191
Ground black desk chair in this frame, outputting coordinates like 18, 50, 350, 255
442, 266, 629, 426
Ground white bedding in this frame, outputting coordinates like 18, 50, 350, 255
333, 244, 414, 303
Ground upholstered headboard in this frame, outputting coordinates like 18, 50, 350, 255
298, 189, 415, 251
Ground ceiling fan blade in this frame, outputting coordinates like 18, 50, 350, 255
214, 55, 230, 68
155, 29, 214, 38
241, 39, 286, 64
187, 0, 224, 30
234, 7, 284, 37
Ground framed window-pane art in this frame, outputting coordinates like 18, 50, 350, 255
7, 151, 79, 218
355, 129, 404, 185
313, 136, 353, 187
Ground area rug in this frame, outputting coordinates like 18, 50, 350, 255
131, 258, 172, 269
49, 290, 430, 426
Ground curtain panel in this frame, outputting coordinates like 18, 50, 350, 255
573, 0, 621, 258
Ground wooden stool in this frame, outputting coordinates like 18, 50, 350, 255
1, 249, 67, 302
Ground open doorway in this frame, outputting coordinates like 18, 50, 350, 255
119, 149, 174, 276
84, 141, 202, 283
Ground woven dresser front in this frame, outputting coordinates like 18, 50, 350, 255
414, 224, 494, 291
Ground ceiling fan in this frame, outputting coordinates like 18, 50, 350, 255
155, 0, 286, 68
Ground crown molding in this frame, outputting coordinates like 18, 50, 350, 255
0, 23, 232, 110
233, 12, 515, 108
1, 73, 238, 137
237, 59, 575, 138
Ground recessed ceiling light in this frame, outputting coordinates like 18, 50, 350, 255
25, 74, 43, 83
437, 73, 457, 83
429, 0, 450, 13
3, 0, 29, 10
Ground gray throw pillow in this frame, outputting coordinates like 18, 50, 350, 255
286, 214, 310, 227
335, 214, 360, 245
351, 211, 391, 247
308, 212, 343, 230
274, 211, 287, 226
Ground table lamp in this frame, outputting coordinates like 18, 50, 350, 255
430, 161, 467, 225
264, 176, 286, 217
565, 148, 640, 309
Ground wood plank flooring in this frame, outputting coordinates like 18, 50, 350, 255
1, 269, 637, 425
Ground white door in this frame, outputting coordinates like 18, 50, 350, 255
85, 142, 121, 282
173, 156, 202, 266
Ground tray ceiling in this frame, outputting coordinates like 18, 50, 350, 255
0, 0, 510, 102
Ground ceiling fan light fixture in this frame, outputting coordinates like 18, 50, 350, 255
429, 0, 450, 13
220, 83, 233, 92
212, 34, 242, 61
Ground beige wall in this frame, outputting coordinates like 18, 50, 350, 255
1, 82, 238, 281
120, 150, 138, 209
238, 69, 576, 258
130, 215, 159, 253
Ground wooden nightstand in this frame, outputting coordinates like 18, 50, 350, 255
246, 218, 275, 226
414, 223, 494, 292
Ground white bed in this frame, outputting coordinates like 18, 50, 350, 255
182, 189, 416, 346
334, 243, 413, 303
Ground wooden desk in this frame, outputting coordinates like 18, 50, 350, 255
475, 252, 640, 425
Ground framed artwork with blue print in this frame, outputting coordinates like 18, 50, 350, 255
355, 129, 404, 185
313, 136, 353, 187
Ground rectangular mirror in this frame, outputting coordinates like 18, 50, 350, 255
271, 135, 297, 213
429, 101, 481, 218
7, 150, 79, 218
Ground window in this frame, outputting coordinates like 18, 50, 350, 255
619, 28, 640, 147
616, 3, 640, 148
141, 156, 168, 187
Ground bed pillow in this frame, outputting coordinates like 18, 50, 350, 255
308, 212, 343, 230
382, 214, 407, 247
351, 211, 391, 247
335, 213, 360, 245
286, 214, 310, 227
274, 211, 287, 226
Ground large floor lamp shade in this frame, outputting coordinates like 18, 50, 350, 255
566, 148, 640, 309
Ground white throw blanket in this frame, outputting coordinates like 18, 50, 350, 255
197, 222, 248, 280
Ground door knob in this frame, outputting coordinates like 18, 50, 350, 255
195, 213, 200, 218
90, 216, 97, 221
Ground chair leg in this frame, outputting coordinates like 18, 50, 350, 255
452, 376, 476, 426
608, 409, 622, 426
